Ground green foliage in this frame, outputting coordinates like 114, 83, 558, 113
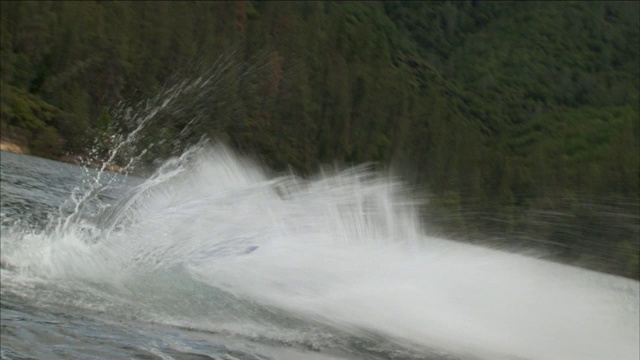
0, 1, 638, 278
1, 85, 62, 156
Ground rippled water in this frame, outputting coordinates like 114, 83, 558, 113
1, 148, 638, 360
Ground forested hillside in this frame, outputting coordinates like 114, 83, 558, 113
1, 1, 638, 278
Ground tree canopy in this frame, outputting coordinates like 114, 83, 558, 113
1, 1, 638, 278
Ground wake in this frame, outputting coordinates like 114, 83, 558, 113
1, 144, 638, 360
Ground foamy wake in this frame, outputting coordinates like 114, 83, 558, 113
2, 145, 638, 360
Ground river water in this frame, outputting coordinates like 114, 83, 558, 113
1, 148, 638, 360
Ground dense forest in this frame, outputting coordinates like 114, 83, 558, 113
1, 1, 638, 279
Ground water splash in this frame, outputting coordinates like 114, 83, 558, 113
2, 143, 638, 360
1, 53, 638, 359
52, 48, 266, 237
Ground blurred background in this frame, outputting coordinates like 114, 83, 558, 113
1, 1, 638, 278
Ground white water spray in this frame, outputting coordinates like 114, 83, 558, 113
2, 144, 638, 360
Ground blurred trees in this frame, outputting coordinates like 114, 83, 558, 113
1, 1, 638, 278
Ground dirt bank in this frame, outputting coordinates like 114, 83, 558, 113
0, 140, 29, 154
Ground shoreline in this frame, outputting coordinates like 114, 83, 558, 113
0, 139, 29, 155
0, 139, 127, 175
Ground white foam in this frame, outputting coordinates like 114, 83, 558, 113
2, 145, 638, 360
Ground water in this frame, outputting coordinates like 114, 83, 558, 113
1, 147, 638, 360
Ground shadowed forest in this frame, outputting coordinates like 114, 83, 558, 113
1, 1, 638, 278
